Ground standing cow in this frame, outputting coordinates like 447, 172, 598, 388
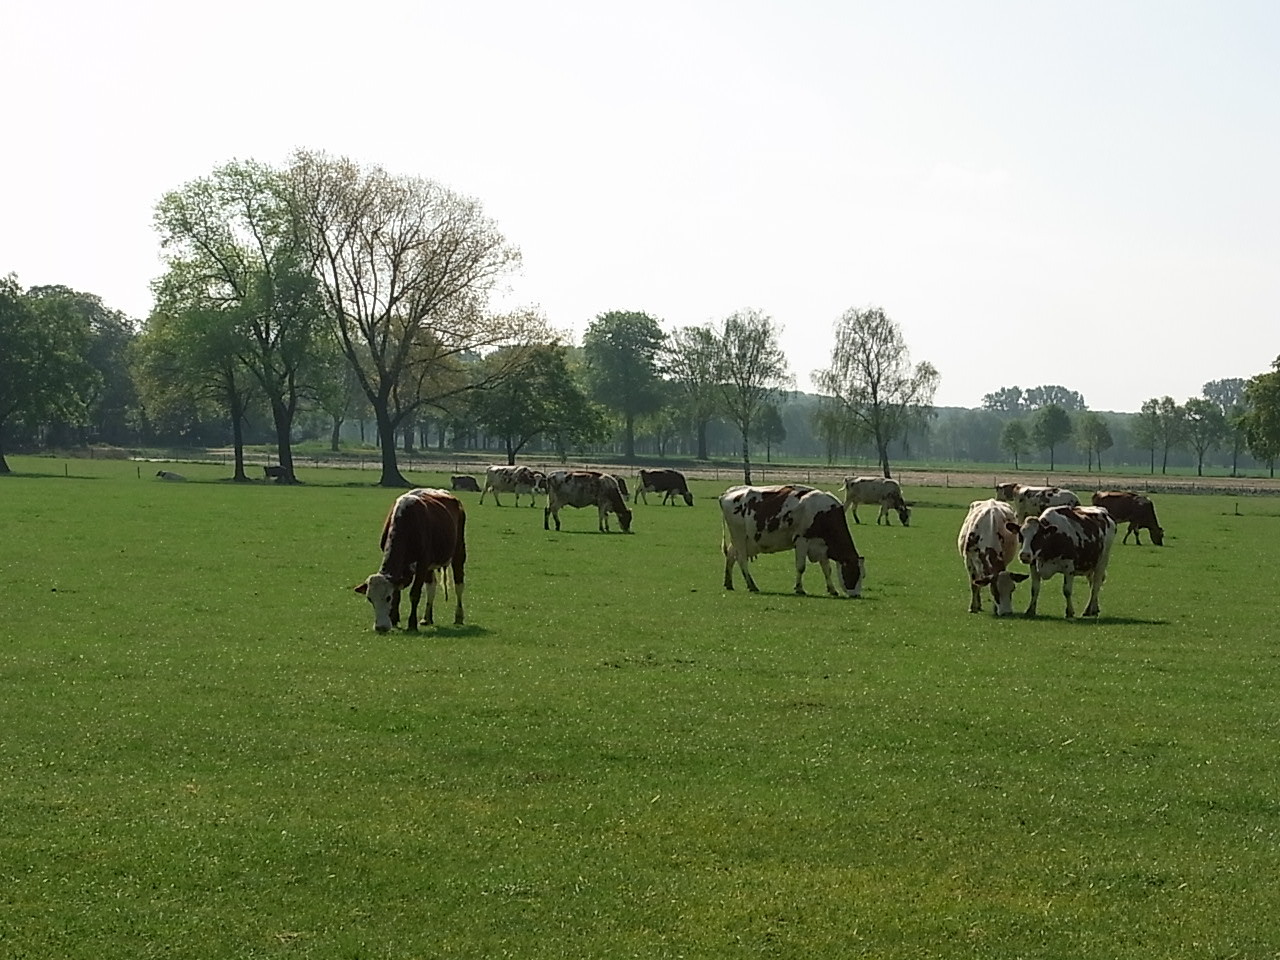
842, 476, 911, 526
634, 468, 694, 506
1017, 505, 1116, 619
1091, 490, 1164, 545
544, 471, 633, 533
354, 488, 466, 631
450, 475, 481, 493
995, 482, 1081, 522
480, 465, 546, 507
957, 498, 1028, 616
720, 484, 865, 597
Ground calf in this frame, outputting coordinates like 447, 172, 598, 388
995, 482, 1081, 522
1017, 505, 1116, 618
544, 470, 633, 533
842, 476, 910, 526
480, 464, 546, 507
720, 484, 865, 597
155, 470, 186, 481
957, 498, 1028, 616
1091, 490, 1164, 546
354, 488, 466, 631
450, 474, 481, 493
635, 468, 694, 506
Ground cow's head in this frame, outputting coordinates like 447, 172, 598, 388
1017, 517, 1047, 566
838, 555, 867, 598
974, 570, 1029, 616
354, 572, 401, 632
681, 491, 695, 507
995, 482, 1018, 502
1150, 525, 1165, 546
895, 503, 911, 526
615, 503, 634, 533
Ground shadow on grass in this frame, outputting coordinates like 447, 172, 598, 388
4, 470, 101, 480
396, 624, 492, 639
1024, 614, 1170, 626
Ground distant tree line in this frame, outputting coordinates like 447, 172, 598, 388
6, 149, 1280, 481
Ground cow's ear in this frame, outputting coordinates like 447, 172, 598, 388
1005, 522, 1021, 535
354, 582, 368, 595
1009, 572, 1030, 582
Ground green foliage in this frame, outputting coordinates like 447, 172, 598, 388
1000, 419, 1030, 468
4, 461, 1280, 958
1182, 397, 1226, 476
1075, 411, 1114, 470
714, 308, 792, 482
582, 310, 666, 458
1030, 403, 1072, 468
1243, 359, 1280, 473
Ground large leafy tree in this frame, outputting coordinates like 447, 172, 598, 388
288, 150, 539, 486
1146, 396, 1185, 475
1075, 411, 1114, 471
663, 324, 721, 460
1130, 400, 1161, 474
1182, 397, 1225, 476
1000, 419, 1030, 468
1030, 404, 1072, 469
471, 344, 603, 463
982, 386, 1028, 414
715, 308, 791, 483
812, 306, 938, 478
582, 311, 666, 460
1023, 385, 1086, 411
155, 160, 330, 483
1203, 378, 1249, 476
0, 276, 97, 473
1243, 360, 1280, 477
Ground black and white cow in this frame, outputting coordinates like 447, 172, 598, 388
634, 468, 694, 506
1091, 490, 1164, 546
155, 470, 186, 481
450, 474, 481, 493
842, 476, 911, 526
544, 470, 633, 533
720, 484, 865, 597
480, 465, 546, 507
1017, 505, 1117, 618
957, 498, 1027, 616
995, 482, 1081, 522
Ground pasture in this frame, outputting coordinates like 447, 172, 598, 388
2, 457, 1279, 959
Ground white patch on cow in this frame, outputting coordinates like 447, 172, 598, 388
359, 572, 398, 633
996, 483, 1081, 522
957, 498, 1025, 616
1017, 505, 1116, 618
842, 476, 910, 526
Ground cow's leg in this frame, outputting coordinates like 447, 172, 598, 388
389, 588, 402, 627
792, 545, 809, 595
1024, 569, 1041, 617
406, 575, 426, 631
1131, 524, 1142, 545
544, 506, 560, 531
849, 504, 861, 524
877, 503, 888, 525
452, 579, 465, 624
817, 556, 842, 597
1061, 573, 1075, 619
970, 581, 982, 613
723, 546, 736, 590
598, 505, 608, 532
729, 535, 759, 592
1082, 569, 1104, 617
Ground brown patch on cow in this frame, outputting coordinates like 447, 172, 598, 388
743, 486, 802, 538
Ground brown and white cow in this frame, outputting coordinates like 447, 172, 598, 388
957, 498, 1028, 616
355, 488, 466, 632
1017, 505, 1116, 619
1091, 490, 1164, 546
544, 470, 633, 533
995, 482, 1081, 522
480, 465, 546, 507
842, 476, 911, 526
720, 484, 866, 597
634, 468, 694, 506
450, 474, 481, 493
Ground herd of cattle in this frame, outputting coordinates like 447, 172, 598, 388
353, 466, 1166, 632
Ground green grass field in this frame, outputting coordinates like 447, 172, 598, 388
2, 457, 1279, 958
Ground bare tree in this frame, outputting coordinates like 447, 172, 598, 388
714, 308, 791, 484
812, 306, 939, 478
287, 150, 542, 486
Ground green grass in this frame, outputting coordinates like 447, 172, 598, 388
2, 457, 1279, 958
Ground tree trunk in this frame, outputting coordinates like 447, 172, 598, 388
373, 402, 410, 487
624, 413, 636, 460
1049, 447, 1056, 470
229, 396, 249, 483
330, 415, 342, 452
695, 419, 709, 460
0, 421, 10, 475
505, 438, 516, 465
740, 427, 753, 484
269, 396, 298, 483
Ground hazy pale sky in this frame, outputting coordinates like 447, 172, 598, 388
4, 1, 1277, 412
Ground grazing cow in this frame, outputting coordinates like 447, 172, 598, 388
354, 488, 466, 632
480, 465, 546, 507
1091, 490, 1164, 546
957, 499, 1028, 616
450, 474, 481, 493
155, 470, 186, 481
842, 476, 911, 526
720, 484, 866, 597
634, 468, 694, 506
1017, 505, 1117, 619
544, 470, 633, 533
995, 482, 1081, 522
263, 465, 287, 482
